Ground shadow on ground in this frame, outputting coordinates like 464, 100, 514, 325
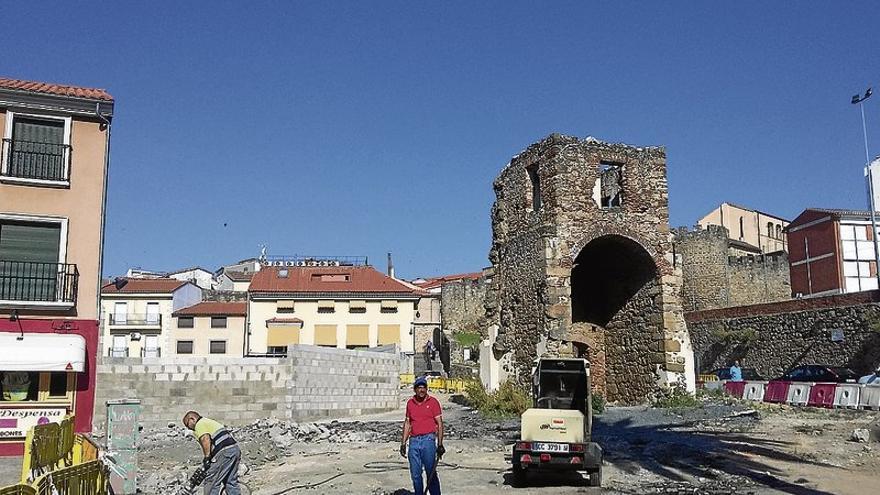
588, 411, 837, 495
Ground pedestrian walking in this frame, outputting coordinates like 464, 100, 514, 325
400, 376, 444, 495
183, 411, 242, 495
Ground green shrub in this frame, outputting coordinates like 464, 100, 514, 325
464, 379, 530, 418
653, 385, 699, 409
454, 331, 482, 348
591, 392, 605, 414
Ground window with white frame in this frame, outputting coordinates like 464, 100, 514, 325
0, 215, 69, 303
2, 112, 72, 183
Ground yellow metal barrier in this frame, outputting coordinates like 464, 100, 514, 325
699, 373, 719, 382
3, 417, 110, 495
0, 485, 36, 495
32, 460, 109, 495
401, 374, 468, 393
21, 416, 77, 483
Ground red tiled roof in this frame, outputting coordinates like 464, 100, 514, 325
414, 272, 482, 289
0, 77, 113, 101
101, 278, 187, 294
249, 266, 425, 296
173, 301, 246, 317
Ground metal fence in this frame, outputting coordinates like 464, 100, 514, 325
33, 461, 109, 495
108, 314, 162, 326
0, 261, 78, 303
2, 138, 70, 182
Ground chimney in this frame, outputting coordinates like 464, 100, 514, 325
387, 252, 395, 279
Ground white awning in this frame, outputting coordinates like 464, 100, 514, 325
0, 333, 86, 372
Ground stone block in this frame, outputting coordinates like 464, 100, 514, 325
665, 362, 685, 373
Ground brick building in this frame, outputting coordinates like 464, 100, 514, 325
787, 208, 880, 297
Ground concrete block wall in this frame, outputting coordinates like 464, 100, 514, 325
285, 346, 400, 420
93, 346, 400, 430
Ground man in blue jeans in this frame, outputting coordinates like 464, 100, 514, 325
400, 377, 445, 495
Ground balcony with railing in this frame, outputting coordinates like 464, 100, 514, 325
0, 261, 78, 307
108, 347, 129, 358
1, 138, 71, 183
108, 313, 163, 328
141, 347, 161, 358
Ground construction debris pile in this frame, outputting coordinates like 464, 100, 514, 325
132, 412, 520, 493
118, 394, 880, 495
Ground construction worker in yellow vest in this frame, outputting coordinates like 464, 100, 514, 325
182, 411, 242, 495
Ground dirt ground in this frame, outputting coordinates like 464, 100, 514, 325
2, 391, 879, 494
133, 391, 880, 495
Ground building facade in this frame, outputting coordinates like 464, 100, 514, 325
166, 267, 216, 290
0, 77, 113, 455
788, 208, 880, 297
216, 269, 254, 292
169, 301, 247, 358
247, 265, 423, 355
698, 202, 789, 254
100, 278, 202, 358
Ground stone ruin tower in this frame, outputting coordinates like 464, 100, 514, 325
485, 134, 695, 403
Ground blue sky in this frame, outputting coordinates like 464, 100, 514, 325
3, 2, 880, 279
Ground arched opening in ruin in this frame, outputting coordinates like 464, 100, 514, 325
572, 235, 657, 326
571, 235, 660, 402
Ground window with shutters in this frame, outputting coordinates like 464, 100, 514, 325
176, 340, 194, 354
0, 216, 75, 304
1, 112, 72, 184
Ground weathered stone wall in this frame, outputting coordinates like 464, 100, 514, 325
441, 274, 491, 367
686, 291, 880, 378
488, 134, 695, 403
675, 226, 730, 310
727, 253, 790, 307
674, 226, 790, 312
94, 345, 399, 430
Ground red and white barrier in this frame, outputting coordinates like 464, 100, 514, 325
743, 381, 766, 402
719, 379, 880, 412
860, 384, 880, 411
833, 384, 861, 409
786, 382, 812, 406
807, 383, 836, 408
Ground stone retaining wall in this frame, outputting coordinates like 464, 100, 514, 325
94, 345, 400, 430
686, 291, 880, 379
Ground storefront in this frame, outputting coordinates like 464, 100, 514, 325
0, 321, 98, 456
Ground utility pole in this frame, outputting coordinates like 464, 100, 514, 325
852, 88, 880, 289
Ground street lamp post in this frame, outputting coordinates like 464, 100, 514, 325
852, 88, 880, 289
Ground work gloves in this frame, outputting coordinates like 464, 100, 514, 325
437, 444, 446, 458
399, 444, 407, 458
202, 457, 212, 471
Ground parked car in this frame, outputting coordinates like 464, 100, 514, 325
776, 365, 859, 383
712, 368, 764, 381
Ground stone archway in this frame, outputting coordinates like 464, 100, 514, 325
570, 234, 662, 403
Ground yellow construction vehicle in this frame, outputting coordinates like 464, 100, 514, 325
511, 357, 603, 486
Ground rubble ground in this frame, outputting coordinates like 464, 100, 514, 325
106, 393, 880, 494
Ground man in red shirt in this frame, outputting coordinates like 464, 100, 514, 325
400, 376, 444, 495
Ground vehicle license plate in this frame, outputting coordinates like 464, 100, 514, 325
533, 442, 569, 453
